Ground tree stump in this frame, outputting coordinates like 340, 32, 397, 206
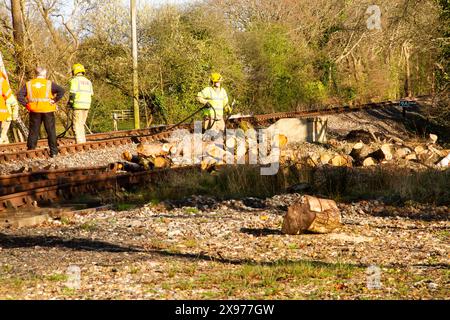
282, 196, 342, 235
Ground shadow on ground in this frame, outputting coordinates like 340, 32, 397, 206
0, 234, 141, 253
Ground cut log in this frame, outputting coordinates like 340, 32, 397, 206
394, 147, 412, 159
363, 157, 377, 167
349, 142, 372, 165
282, 196, 342, 235
414, 145, 426, 155
137, 143, 175, 157
275, 134, 289, 149
116, 162, 144, 173
369, 144, 393, 162
350, 142, 365, 161
122, 151, 141, 164
154, 156, 171, 169
418, 151, 441, 166
380, 144, 393, 161
320, 153, 332, 165
428, 134, 438, 144
331, 155, 349, 167
437, 153, 450, 168
405, 153, 418, 161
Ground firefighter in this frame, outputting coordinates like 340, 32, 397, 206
0, 87, 19, 144
68, 64, 93, 144
18, 67, 65, 157
196, 73, 232, 132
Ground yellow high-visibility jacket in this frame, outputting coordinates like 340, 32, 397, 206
197, 86, 229, 119
69, 75, 93, 110
0, 76, 12, 121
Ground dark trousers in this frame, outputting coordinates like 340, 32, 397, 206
27, 112, 58, 156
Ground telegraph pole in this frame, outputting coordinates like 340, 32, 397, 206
131, 0, 140, 129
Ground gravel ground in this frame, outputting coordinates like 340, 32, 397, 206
327, 105, 415, 138
0, 194, 448, 300
0, 144, 138, 175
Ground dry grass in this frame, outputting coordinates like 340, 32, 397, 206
118, 165, 449, 205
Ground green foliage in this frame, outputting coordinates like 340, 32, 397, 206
8, 0, 439, 131
303, 81, 328, 106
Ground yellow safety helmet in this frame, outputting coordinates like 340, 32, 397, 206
210, 72, 223, 83
72, 63, 86, 75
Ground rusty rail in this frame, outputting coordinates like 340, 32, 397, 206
0, 125, 178, 154
0, 165, 201, 212
0, 125, 192, 163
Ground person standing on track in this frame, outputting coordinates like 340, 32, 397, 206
0, 95, 20, 144
18, 67, 65, 157
0, 74, 14, 135
67, 64, 93, 144
196, 73, 232, 132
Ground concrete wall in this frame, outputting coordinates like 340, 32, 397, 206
265, 117, 328, 145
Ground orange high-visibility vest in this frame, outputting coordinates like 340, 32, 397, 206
0, 76, 12, 121
26, 78, 55, 113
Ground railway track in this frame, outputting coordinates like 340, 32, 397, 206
0, 96, 428, 213
0, 124, 191, 163
0, 125, 174, 154
0, 164, 201, 212
0, 97, 419, 163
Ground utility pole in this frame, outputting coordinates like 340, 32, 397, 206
131, 0, 140, 129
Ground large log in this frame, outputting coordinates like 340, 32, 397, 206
282, 196, 342, 235
368, 144, 393, 162
405, 153, 418, 161
363, 157, 377, 167
437, 153, 450, 168
137, 143, 176, 157
331, 155, 350, 167
349, 142, 371, 165
154, 156, 171, 169
122, 151, 140, 164
394, 147, 412, 159
418, 151, 441, 166
428, 134, 438, 144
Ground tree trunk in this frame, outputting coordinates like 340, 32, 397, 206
10, 0, 28, 77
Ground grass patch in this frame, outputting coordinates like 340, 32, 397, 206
315, 166, 450, 204
47, 274, 68, 282
80, 220, 98, 232
157, 258, 360, 299
435, 230, 450, 241
116, 203, 138, 211
115, 165, 449, 206
184, 207, 200, 215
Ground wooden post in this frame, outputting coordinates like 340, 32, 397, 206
131, 0, 140, 129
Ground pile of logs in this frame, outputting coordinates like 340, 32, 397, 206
284, 132, 450, 169
122, 142, 177, 171
119, 130, 449, 173
345, 133, 449, 168
120, 133, 291, 173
